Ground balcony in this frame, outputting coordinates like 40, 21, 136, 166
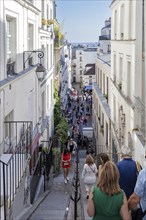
99, 35, 111, 40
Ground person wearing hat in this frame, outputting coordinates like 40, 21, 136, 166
116, 145, 140, 199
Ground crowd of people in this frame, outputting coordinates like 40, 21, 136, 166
61, 87, 93, 184
61, 86, 146, 219
86, 145, 145, 220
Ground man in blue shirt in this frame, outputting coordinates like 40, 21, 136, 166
128, 168, 146, 219
116, 145, 138, 199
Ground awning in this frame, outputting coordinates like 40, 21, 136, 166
84, 85, 92, 90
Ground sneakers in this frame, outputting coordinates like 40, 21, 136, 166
66, 176, 69, 181
64, 179, 67, 184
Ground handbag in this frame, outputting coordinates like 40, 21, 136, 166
131, 205, 146, 220
64, 161, 69, 166
89, 165, 98, 177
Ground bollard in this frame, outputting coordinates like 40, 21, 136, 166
70, 147, 81, 220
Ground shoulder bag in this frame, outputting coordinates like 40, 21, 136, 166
89, 165, 98, 177
131, 204, 146, 220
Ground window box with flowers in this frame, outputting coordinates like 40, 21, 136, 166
47, 19, 54, 26
42, 18, 47, 26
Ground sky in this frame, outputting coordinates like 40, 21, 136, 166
56, 0, 111, 43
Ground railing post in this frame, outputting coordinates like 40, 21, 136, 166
71, 147, 81, 220
3, 163, 7, 220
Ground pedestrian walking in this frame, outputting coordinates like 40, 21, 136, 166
116, 145, 141, 199
61, 147, 71, 184
67, 138, 77, 155
82, 154, 97, 199
84, 117, 87, 126
87, 161, 131, 220
86, 145, 95, 157
98, 153, 110, 179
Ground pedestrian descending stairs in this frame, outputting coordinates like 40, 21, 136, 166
22, 150, 92, 220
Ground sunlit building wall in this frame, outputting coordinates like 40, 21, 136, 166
110, 0, 145, 166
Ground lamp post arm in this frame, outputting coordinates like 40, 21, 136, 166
23, 50, 44, 70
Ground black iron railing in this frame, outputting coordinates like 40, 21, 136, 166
30, 138, 53, 203
0, 121, 32, 220
70, 148, 81, 220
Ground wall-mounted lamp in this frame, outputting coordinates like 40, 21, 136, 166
23, 50, 46, 81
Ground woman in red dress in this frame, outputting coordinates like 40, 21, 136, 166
62, 147, 71, 184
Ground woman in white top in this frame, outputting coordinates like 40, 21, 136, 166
82, 154, 97, 199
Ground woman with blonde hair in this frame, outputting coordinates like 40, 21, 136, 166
98, 153, 109, 179
87, 161, 131, 220
82, 154, 97, 199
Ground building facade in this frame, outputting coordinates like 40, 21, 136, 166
0, 0, 55, 218
71, 46, 97, 83
110, 0, 146, 166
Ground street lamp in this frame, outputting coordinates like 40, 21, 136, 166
23, 50, 46, 81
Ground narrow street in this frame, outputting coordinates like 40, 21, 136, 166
20, 83, 94, 220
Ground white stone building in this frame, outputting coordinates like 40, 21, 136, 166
71, 47, 97, 83
110, 0, 146, 166
92, 55, 111, 158
0, 0, 55, 218
97, 17, 111, 55
60, 43, 72, 110
83, 64, 96, 87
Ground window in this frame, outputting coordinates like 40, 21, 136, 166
114, 54, 116, 75
127, 61, 131, 99
80, 70, 82, 75
114, 10, 117, 38
120, 4, 124, 38
113, 95, 116, 123
119, 57, 123, 83
80, 57, 82, 62
28, 23, 34, 66
42, 91, 45, 118
28, 23, 33, 51
5, 110, 14, 138
6, 17, 16, 63
100, 70, 102, 91
47, 85, 50, 109
103, 73, 105, 94
6, 17, 16, 68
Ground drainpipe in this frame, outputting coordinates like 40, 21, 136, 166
142, 0, 145, 138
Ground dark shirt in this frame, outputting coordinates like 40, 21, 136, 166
116, 158, 137, 199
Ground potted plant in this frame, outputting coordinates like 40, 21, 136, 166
47, 19, 54, 26
52, 147, 61, 175
42, 18, 47, 26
